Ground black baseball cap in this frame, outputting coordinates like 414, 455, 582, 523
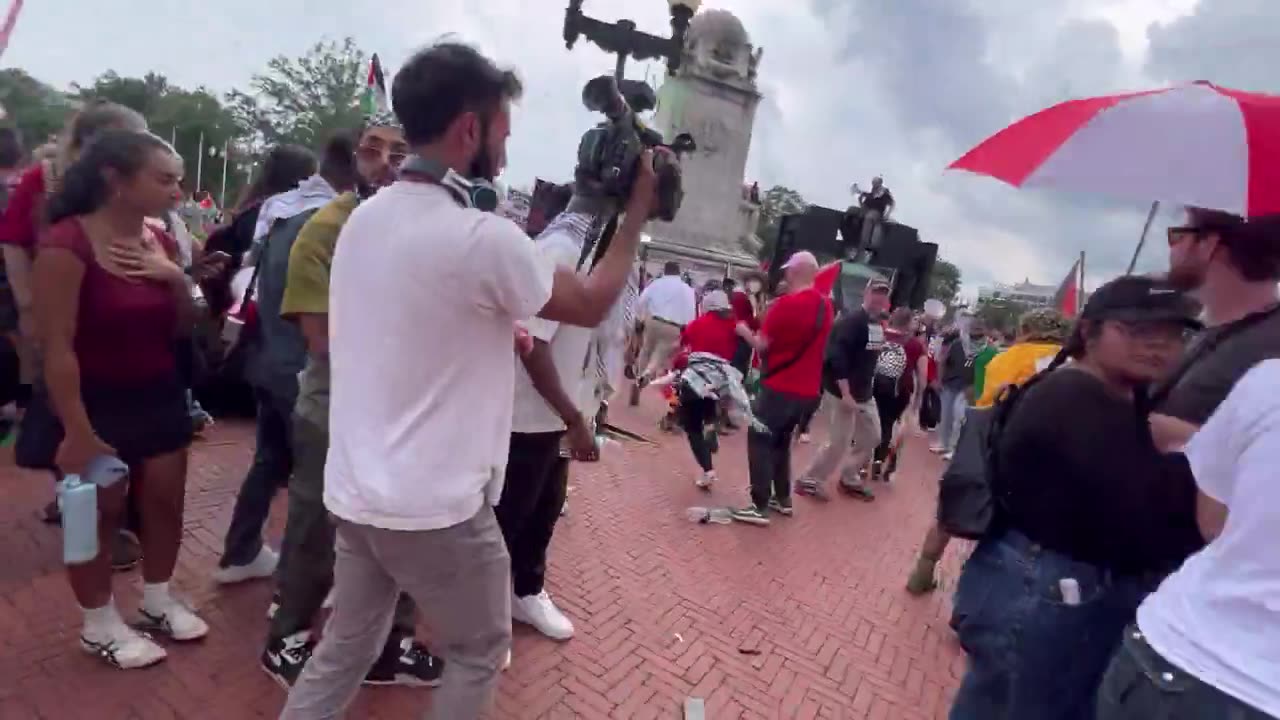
1080, 275, 1202, 329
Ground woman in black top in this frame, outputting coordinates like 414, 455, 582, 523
948, 276, 1204, 720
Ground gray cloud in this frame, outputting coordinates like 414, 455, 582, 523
9, 0, 1266, 295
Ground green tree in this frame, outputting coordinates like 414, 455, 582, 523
76, 71, 247, 205
975, 298, 1032, 336
754, 185, 808, 261
227, 37, 367, 150
926, 258, 962, 307
0, 69, 74, 148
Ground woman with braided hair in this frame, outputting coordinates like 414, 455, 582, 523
947, 276, 1205, 720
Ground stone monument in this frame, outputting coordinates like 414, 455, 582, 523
647, 8, 763, 264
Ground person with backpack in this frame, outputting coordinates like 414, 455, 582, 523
867, 307, 927, 483
947, 276, 1203, 720
905, 308, 1067, 596
793, 278, 892, 503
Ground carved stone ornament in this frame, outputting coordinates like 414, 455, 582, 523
684, 9, 754, 82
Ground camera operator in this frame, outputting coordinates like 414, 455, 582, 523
280, 42, 657, 720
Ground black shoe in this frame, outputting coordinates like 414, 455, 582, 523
262, 632, 315, 689
364, 637, 443, 687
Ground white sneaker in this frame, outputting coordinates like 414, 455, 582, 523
81, 625, 168, 669
501, 649, 512, 671
695, 470, 716, 490
214, 546, 279, 585
798, 433, 812, 444
512, 591, 574, 641
322, 588, 335, 610
138, 599, 210, 641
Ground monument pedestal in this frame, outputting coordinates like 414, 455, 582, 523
645, 8, 763, 269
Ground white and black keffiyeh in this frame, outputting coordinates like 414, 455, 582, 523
678, 352, 766, 432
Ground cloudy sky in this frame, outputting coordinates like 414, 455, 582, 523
8, 0, 1273, 294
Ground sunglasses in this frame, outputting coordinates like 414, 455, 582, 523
357, 144, 408, 166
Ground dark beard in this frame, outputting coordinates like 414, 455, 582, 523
468, 113, 497, 182
1166, 264, 1204, 292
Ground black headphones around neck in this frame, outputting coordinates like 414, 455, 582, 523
399, 155, 500, 212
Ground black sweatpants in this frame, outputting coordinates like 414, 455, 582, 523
746, 387, 820, 509
495, 431, 569, 598
677, 385, 717, 472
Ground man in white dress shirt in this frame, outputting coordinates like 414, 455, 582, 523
635, 260, 696, 382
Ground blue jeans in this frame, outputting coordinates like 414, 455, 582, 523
949, 531, 1154, 720
938, 385, 967, 451
1097, 625, 1276, 720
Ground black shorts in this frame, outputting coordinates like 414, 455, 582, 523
15, 375, 192, 470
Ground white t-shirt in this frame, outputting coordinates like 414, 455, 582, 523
1136, 359, 1280, 717
324, 182, 555, 531
511, 214, 596, 434
638, 274, 697, 326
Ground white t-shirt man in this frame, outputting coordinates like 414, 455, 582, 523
637, 273, 696, 326
511, 213, 596, 434
324, 181, 555, 531
1136, 359, 1280, 717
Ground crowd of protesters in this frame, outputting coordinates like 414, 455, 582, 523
1, 35, 1278, 720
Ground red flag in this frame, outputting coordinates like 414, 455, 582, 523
0, 0, 23, 60
1053, 259, 1081, 318
814, 261, 841, 296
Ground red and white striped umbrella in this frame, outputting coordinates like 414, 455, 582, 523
949, 81, 1280, 218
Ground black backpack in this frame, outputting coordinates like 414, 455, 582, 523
935, 360, 1055, 540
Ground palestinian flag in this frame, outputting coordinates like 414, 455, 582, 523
361, 54, 389, 117
1053, 257, 1083, 319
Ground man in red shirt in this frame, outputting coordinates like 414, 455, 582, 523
733, 251, 833, 525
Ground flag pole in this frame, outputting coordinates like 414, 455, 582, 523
195, 130, 205, 193
1078, 250, 1086, 316
1127, 201, 1160, 274
218, 139, 229, 208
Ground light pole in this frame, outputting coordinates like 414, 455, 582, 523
564, 0, 701, 82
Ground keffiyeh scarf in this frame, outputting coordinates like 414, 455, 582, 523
678, 352, 766, 432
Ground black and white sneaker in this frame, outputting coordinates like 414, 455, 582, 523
261, 632, 315, 689
266, 592, 281, 620
364, 636, 444, 687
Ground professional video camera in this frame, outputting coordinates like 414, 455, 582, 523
575, 74, 695, 222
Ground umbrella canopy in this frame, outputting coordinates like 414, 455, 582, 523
949, 81, 1280, 218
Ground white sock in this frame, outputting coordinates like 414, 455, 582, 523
142, 582, 172, 612
82, 601, 127, 638
704, 470, 717, 480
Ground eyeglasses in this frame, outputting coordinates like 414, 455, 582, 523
1166, 225, 1202, 246
357, 144, 408, 166
1111, 319, 1192, 342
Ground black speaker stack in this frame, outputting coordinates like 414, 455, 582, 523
767, 204, 938, 311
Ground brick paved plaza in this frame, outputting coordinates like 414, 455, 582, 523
0, 395, 968, 719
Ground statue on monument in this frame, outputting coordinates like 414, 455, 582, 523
683, 9, 756, 84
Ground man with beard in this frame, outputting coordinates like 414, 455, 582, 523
1149, 209, 1280, 451
261, 114, 443, 688
281, 43, 656, 719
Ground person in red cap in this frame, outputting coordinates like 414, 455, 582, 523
732, 251, 833, 525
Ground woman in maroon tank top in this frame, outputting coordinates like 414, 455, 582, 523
32, 129, 207, 669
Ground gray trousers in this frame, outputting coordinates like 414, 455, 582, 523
269, 414, 414, 643
280, 507, 512, 720
800, 394, 880, 485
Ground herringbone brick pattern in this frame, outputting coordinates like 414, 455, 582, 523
0, 395, 968, 719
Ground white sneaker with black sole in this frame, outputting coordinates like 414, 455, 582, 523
135, 600, 209, 642
81, 624, 168, 669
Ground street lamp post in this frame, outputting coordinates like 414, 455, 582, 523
564, 0, 701, 82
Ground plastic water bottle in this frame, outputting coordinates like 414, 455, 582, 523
685, 507, 733, 525
58, 456, 130, 565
